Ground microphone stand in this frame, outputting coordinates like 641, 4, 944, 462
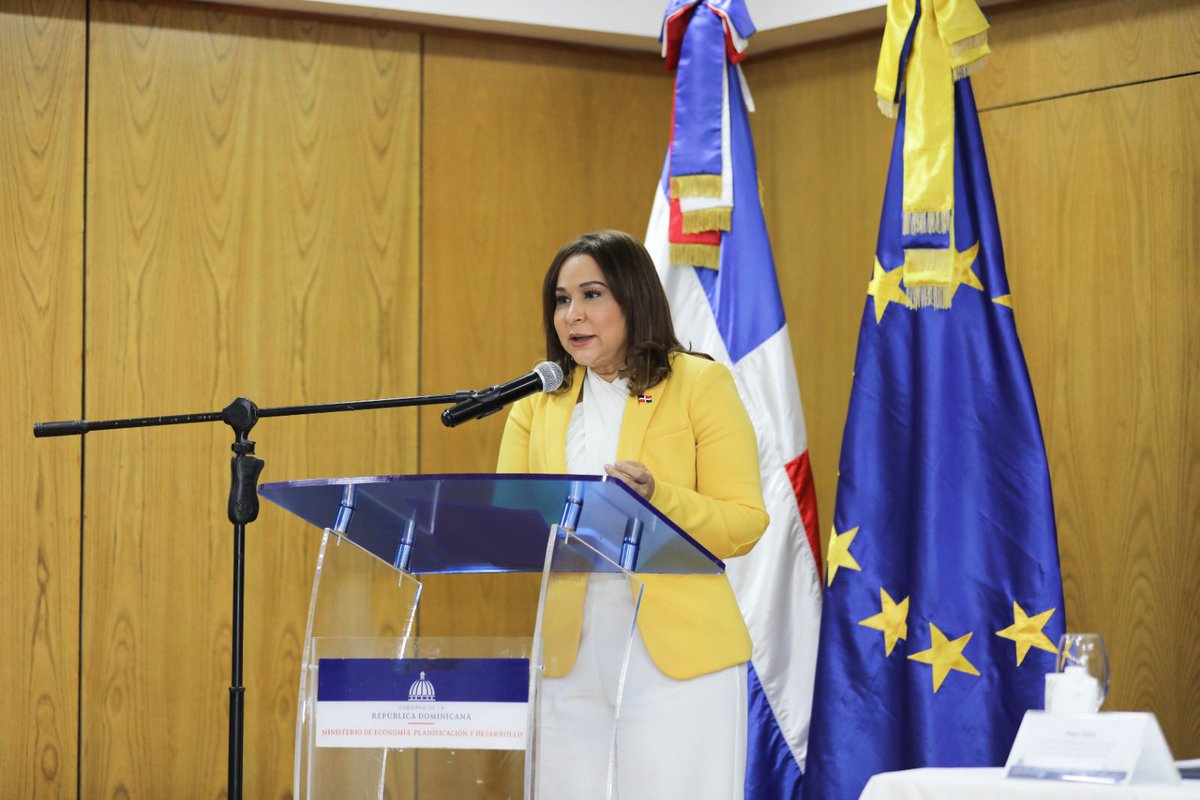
33, 390, 472, 799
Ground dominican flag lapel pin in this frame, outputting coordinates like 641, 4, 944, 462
637, 395, 653, 404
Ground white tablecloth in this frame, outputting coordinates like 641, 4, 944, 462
860, 768, 1200, 800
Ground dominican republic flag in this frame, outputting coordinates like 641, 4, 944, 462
647, 3, 822, 798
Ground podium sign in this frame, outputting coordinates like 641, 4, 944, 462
260, 474, 725, 799
314, 657, 529, 750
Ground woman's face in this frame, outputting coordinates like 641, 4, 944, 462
553, 254, 628, 380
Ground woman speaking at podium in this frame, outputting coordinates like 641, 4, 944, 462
497, 230, 769, 800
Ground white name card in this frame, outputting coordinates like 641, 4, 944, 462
1005, 711, 1181, 786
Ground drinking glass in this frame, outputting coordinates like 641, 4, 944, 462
1055, 632, 1109, 712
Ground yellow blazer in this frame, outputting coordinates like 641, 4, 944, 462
497, 352, 769, 680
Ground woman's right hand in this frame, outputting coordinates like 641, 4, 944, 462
605, 461, 656, 502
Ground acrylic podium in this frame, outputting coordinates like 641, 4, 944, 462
259, 473, 724, 800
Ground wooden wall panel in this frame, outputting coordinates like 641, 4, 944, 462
420, 34, 671, 479
0, 0, 85, 796
983, 75, 1199, 754
975, 0, 1200, 110
85, 3, 420, 796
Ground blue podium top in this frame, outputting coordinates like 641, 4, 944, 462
259, 473, 723, 576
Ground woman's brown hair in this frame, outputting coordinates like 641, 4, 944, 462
542, 230, 701, 396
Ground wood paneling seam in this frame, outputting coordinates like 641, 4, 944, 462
417, 31, 425, 474
78, 0, 92, 797
980, 69, 1200, 114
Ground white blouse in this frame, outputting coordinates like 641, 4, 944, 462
566, 368, 629, 475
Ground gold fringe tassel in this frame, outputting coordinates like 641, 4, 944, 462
952, 54, 989, 82
902, 209, 953, 236
949, 30, 988, 58
670, 243, 721, 270
905, 284, 954, 309
670, 174, 724, 199
681, 206, 732, 234
877, 94, 899, 119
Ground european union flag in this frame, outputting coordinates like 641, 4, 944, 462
803, 76, 1066, 800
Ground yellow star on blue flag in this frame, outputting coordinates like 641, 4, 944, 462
908, 623, 981, 692
996, 602, 1058, 666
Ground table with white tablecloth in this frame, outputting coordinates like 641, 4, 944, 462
859, 768, 1200, 800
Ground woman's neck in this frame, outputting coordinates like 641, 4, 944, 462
590, 367, 623, 383
587, 361, 624, 382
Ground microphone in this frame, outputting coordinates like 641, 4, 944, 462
441, 362, 564, 428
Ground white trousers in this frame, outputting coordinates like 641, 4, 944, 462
536, 575, 747, 800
